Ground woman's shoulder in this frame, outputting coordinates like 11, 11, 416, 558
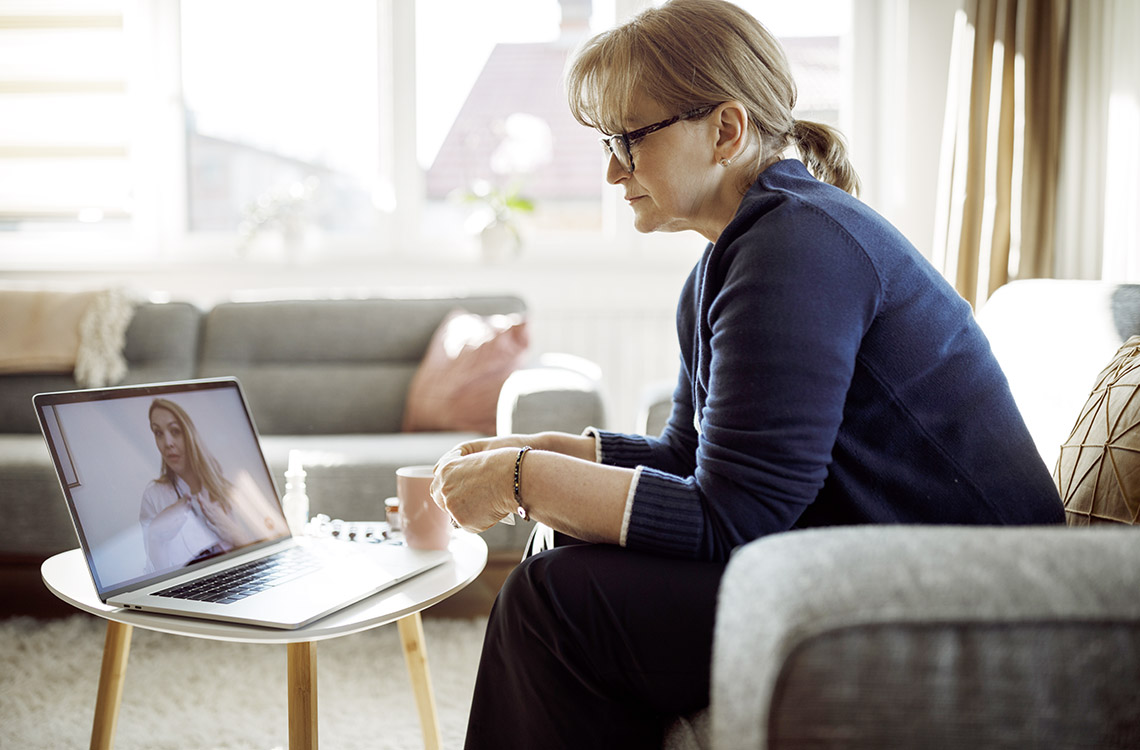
717, 160, 919, 284
714, 178, 875, 270
735, 161, 882, 238
142, 477, 174, 499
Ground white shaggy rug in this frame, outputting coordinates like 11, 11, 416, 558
0, 613, 488, 750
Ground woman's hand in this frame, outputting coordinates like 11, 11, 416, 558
431, 447, 520, 533
433, 434, 538, 472
433, 431, 596, 473
192, 494, 249, 546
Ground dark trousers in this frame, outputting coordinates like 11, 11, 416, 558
464, 526, 726, 750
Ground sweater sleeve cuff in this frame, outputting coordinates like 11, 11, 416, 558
618, 466, 643, 546
582, 426, 604, 463
623, 466, 703, 558
582, 427, 656, 468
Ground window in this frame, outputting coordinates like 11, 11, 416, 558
0, 0, 852, 264
416, 0, 612, 246
179, 0, 618, 260
733, 0, 851, 129
181, 0, 383, 248
413, 0, 851, 253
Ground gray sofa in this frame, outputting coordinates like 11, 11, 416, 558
664, 279, 1140, 749
0, 294, 605, 603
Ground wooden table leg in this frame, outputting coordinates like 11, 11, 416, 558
397, 612, 441, 750
90, 620, 133, 750
287, 641, 318, 750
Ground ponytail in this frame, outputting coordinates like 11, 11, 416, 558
792, 119, 861, 197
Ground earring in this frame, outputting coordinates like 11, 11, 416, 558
720, 158, 733, 167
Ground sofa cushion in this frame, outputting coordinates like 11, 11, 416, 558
120, 301, 203, 383
1056, 335, 1140, 525
402, 310, 529, 435
197, 296, 526, 435
0, 435, 81, 555
976, 280, 1125, 468
0, 301, 201, 434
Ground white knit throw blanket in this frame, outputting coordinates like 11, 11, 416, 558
75, 289, 136, 387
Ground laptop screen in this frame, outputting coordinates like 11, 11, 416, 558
35, 378, 290, 598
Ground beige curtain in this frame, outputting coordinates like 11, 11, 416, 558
933, 0, 1070, 308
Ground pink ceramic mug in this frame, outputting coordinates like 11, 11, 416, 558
396, 465, 452, 550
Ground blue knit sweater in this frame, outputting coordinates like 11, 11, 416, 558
597, 160, 1065, 561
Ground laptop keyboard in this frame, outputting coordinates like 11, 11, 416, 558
155, 547, 321, 605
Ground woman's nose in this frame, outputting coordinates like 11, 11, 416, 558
605, 152, 629, 185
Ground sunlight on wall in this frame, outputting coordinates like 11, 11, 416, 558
1103, 91, 1139, 281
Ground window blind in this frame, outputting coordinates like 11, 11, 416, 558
0, 1, 131, 228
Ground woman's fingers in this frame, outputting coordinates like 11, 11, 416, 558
430, 467, 447, 510
431, 449, 517, 531
434, 434, 536, 473
434, 445, 466, 474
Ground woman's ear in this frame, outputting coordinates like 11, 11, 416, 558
713, 101, 749, 164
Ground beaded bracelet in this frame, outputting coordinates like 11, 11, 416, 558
513, 446, 533, 520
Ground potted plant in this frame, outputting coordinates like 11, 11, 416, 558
461, 179, 535, 263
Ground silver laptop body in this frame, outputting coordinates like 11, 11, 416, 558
34, 377, 448, 630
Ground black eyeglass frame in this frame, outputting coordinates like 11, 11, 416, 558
599, 104, 720, 174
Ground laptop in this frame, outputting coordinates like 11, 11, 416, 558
34, 377, 450, 630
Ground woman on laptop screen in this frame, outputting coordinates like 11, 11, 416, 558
140, 398, 281, 572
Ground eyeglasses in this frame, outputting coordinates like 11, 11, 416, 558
599, 104, 719, 174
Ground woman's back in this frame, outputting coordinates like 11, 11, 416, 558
676, 159, 1063, 539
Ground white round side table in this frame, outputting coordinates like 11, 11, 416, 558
41, 532, 488, 750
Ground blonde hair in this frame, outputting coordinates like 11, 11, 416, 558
565, 0, 860, 196
149, 398, 235, 512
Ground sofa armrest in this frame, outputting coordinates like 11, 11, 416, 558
496, 354, 606, 436
712, 525, 1140, 750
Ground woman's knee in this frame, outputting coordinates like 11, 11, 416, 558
491, 545, 610, 638
496, 546, 575, 615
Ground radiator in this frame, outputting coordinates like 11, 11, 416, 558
528, 306, 679, 434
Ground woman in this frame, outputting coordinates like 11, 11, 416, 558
140, 398, 276, 572
432, 1, 1065, 747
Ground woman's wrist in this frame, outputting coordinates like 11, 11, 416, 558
532, 431, 597, 462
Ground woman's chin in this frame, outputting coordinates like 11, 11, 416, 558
630, 211, 661, 234
629, 207, 694, 236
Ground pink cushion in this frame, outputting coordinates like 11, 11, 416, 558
402, 310, 529, 434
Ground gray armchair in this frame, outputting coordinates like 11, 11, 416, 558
660, 280, 1140, 749
711, 525, 1140, 748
